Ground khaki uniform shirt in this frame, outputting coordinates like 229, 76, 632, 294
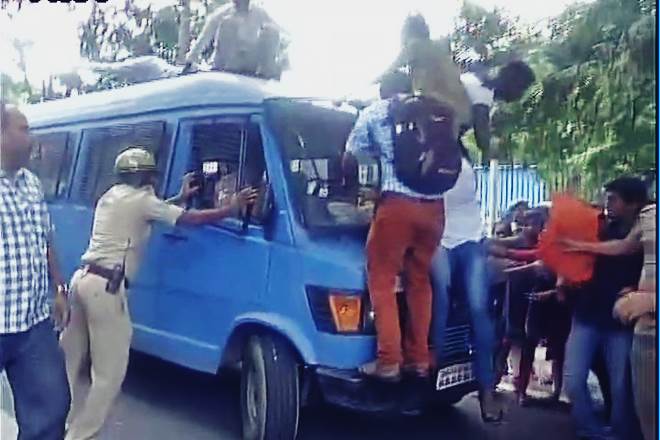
81, 184, 184, 280
185, 5, 276, 65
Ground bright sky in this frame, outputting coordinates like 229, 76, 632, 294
1, 0, 586, 98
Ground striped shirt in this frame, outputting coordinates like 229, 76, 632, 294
345, 99, 443, 200
0, 169, 52, 334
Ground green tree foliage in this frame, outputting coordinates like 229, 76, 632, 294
453, 0, 656, 197
79, 0, 229, 64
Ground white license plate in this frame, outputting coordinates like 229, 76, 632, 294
436, 362, 474, 391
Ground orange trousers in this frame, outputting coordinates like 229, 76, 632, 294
366, 195, 444, 368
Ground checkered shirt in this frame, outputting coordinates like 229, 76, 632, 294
345, 99, 443, 200
0, 169, 52, 334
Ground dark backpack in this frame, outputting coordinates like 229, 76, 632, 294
388, 95, 462, 195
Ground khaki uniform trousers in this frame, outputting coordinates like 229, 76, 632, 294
60, 269, 132, 440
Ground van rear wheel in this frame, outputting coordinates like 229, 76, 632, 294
241, 334, 299, 440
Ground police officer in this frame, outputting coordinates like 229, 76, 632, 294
60, 147, 257, 440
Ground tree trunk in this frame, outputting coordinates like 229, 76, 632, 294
176, 0, 192, 64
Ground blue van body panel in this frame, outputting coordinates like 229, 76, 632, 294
23, 73, 474, 401
49, 204, 94, 279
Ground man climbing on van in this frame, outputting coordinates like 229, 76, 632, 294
343, 61, 464, 392
61, 147, 258, 440
431, 58, 535, 419
378, 14, 472, 140
183, 0, 285, 80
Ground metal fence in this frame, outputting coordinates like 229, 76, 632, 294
474, 164, 549, 223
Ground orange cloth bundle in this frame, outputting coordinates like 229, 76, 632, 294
537, 193, 601, 283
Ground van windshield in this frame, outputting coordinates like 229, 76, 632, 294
264, 99, 375, 229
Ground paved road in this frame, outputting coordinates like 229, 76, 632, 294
1, 351, 579, 440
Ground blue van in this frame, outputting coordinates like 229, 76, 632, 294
24, 72, 476, 440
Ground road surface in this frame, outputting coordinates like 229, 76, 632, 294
1, 350, 581, 440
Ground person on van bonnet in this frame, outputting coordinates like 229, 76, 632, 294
60, 147, 258, 440
343, 96, 447, 385
0, 103, 71, 440
184, 0, 284, 79
429, 58, 534, 422
561, 176, 646, 440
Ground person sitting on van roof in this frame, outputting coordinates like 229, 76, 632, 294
184, 0, 285, 80
60, 147, 258, 440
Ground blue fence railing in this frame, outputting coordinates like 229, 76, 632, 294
474, 164, 549, 222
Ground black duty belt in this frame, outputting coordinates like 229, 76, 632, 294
84, 263, 115, 281
82, 263, 130, 293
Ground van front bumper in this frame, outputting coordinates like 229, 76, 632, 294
314, 366, 478, 414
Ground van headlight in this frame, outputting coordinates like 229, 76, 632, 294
306, 286, 375, 334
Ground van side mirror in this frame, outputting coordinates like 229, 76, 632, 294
241, 183, 275, 231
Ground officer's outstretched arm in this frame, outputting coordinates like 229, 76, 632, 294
176, 187, 259, 226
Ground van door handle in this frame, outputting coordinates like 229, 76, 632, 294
163, 232, 188, 242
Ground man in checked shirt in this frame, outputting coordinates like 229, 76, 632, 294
0, 103, 71, 440
343, 74, 445, 385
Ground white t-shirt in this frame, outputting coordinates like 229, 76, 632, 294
441, 73, 494, 249
441, 157, 485, 248
460, 72, 495, 107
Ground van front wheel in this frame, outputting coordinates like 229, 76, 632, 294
241, 334, 300, 440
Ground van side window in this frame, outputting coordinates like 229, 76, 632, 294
73, 121, 168, 205
191, 121, 242, 211
30, 132, 74, 200
189, 120, 267, 222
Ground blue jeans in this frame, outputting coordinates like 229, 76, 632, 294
564, 318, 643, 440
431, 240, 496, 390
0, 319, 71, 440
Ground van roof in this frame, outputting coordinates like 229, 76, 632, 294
23, 72, 311, 128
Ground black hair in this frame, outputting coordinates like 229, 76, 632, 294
379, 70, 413, 99
402, 14, 430, 42
523, 208, 548, 228
491, 60, 535, 102
497, 61, 535, 85
604, 176, 649, 206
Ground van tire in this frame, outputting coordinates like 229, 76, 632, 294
241, 334, 299, 440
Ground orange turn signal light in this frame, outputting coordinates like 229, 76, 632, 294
328, 294, 362, 333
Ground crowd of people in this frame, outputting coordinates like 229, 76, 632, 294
343, 12, 535, 423
342, 11, 655, 440
486, 177, 656, 440
0, 4, 655, 440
